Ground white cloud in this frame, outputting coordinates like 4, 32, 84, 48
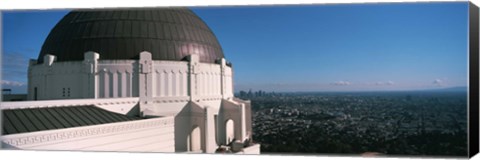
332, 81, 351, 86
374, 81, 394, 86
1, 80, 25, 87
433, 79, 444, 86
386, 81, 395, 85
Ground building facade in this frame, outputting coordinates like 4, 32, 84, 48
1, 8, 259, 154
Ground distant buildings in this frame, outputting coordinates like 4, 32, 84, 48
1, 89, 27, 101
250, 92, 467, 155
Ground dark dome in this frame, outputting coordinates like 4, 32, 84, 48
38, 8, 224, 64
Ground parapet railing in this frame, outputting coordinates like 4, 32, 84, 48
0, 97, 139, 110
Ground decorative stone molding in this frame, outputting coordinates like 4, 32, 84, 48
2, 117, 174, 147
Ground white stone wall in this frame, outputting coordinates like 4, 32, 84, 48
196, 63, 222, 98
23, 52, 259, 154
1, 97, 260, 154
28, 61, 86, 100
97, 60, 137, 98
1, 116, 175, 152
224, 66, 234, 98
28, 52, 234, 101
152, 61, 189, 97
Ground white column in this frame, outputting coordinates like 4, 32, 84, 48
125, 72, 132, 97
104, 70, 110, 98
240, 103, 247, 141
199, 73, 204, 96
215, 74, 219, 95
227, 76, 231, 97
172, 71, 177, 96
187, 54, 199, 101
179, 72, 183, 96
159, 71, 164, 96
183, 72, 188, 96
165, 71, 170, 97
204, 107, 216, 153
217, 74, 221, 95
120, 72, 126, 97
138, 51, 153, 102
205, 73, 209, 95
175, 72, 180, 96
220, 58, 227, 99
112, 72, 118, 98
83, 52, 99, 99
153, 71, 158, 97
98, 71, 104, 98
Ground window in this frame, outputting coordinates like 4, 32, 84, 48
62, 88, 71, 97
34, 87, 37, 100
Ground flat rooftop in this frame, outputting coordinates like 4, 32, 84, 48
2, 105, 141, 135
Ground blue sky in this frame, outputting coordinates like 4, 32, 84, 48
1, 2, 469, 93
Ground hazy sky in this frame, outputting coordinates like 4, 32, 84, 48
1, 2, 469, 93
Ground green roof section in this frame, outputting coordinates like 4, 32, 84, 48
2, 105, 141, 135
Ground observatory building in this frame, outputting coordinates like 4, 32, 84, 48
1, 8, 260, 154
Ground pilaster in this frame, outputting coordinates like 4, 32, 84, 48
138, 51, 153, 111
204, 106, 216, 153
220, 58, 227, 99
83, 51, 99, 98
43, 54, 56, 99
240, 103, 247, 141
187, 54, 199, 101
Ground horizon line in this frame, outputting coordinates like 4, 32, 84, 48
234, 86, 468, 93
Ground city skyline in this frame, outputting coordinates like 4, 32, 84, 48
2, 2, 469, 93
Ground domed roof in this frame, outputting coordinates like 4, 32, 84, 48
38, 8, 224, 64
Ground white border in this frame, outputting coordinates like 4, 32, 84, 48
0, 0, 474, 10
0, 0, 478, 160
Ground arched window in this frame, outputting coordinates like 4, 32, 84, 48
225, 119, 235, 144
188, 126, 201, 152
